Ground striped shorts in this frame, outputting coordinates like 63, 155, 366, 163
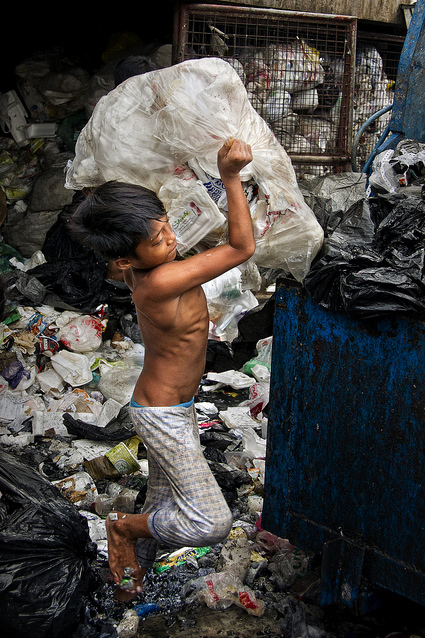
130, 398, 233, 568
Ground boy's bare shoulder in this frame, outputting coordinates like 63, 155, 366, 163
130, 262, 179, 302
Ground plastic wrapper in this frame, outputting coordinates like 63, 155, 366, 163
187, 571, 265, 616
243, 336, 273, 375
239, 381, 270, 419
202, 266, 259, 342
153, 546, 211, 573
52, 471, 98, 510
0, 449, 95, 638
158, 167, 226, 254
65, 57, 324, 282
241, 427, 267, 458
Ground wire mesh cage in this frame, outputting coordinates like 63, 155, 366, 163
353, 33, 405, 171
174, 3, 357, 178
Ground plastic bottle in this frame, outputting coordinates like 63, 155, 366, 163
0, 90, 28, 146
112, 487, 139, 513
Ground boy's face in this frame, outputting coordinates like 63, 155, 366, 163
116, 215, 177, 271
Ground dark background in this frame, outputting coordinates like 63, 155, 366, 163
1, 2, 176, 92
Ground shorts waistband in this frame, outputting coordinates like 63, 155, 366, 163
130, 396, 195, 409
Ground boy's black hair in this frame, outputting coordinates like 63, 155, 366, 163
114, 55, 157, 87
68, 181, 166, 261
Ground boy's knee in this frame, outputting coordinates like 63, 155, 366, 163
195, 508, 233, 545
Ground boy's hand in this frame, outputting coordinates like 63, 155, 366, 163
218, 138, 253, 182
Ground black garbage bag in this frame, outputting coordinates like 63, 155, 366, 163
0, 449, 96, 638
27, 195, 132, 313
63, 405, 136, 441
304, 192, 425, 318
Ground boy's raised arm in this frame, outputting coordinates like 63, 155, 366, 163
217, 139, 256, 258
148, 139, 256, 299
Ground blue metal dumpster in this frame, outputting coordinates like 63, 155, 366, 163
262, 278, 425, 611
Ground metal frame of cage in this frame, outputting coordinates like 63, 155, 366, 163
173, 3, 357, 178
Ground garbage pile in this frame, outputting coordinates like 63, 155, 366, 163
0, 289, 318, 637
0, 45, 316, 638
1, 31, 425, 638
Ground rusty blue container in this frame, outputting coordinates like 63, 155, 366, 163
262, 278, 425, 611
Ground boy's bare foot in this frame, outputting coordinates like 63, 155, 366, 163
106, 512, 149, 601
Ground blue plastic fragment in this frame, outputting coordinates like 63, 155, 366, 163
133, 602, 161, 618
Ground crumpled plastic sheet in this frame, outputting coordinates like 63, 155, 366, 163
65, 57, 324, 282
63, 404, 136, 441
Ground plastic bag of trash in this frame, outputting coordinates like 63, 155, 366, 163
369, 142, 425, 195
98, 359, 143, 405
266, 40, 325, 94
65, 57, 323, 282
369, 149, 400, 194
304, 193, 425, 317
300, 172, 368, 236
243, 335, 273, 376
0, 448, 95, 638
51, 350, 93, 386
28, 198, 131, 313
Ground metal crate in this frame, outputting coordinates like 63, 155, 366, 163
353, 32, 405, 171
174, 3, 357, 179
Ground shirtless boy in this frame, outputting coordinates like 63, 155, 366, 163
69, 139, 255, 599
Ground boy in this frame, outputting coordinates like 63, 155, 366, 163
69, 139, 255, 600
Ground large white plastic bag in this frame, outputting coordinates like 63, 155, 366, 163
65, 57, 323, 281
66, 77, 176, 193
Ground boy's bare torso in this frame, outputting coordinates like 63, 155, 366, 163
116, 139, 256, 409
123, 266, 209, 407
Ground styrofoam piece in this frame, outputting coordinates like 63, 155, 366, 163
219, 407, 259, 429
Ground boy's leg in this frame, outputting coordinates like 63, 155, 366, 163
131, 402, 233, 548
107, 414, 181, 599
136, 444, 175, 568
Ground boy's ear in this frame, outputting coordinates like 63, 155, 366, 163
114, 257, 132, 270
